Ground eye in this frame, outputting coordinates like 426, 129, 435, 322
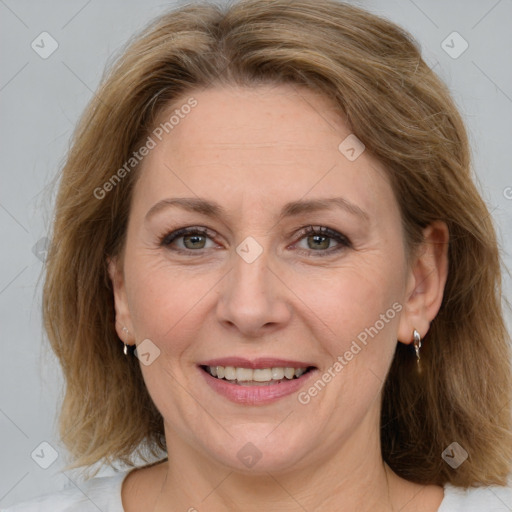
160, 227, 218, 252
293, 226, 351, 256
159, 225, 351, 257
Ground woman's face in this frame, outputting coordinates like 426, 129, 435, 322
111, 84, 418, 473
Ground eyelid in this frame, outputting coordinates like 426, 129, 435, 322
159, 224, 351, 255
160, 226, 217, 246
290, 225, 352, 256
293, 225, 351, 245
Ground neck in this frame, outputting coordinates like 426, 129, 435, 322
153, 421, 399, 511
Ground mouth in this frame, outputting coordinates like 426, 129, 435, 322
199, 365, 316, 386
197, 359, 318, 405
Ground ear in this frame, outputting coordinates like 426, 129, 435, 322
397, 220, 449, 345
108, 255, 135, 346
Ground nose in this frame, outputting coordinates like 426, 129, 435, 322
215, 245, 292, 339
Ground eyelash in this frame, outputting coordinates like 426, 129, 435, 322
159, 225, 352, 257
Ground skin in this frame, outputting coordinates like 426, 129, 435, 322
109, 84, 449, 511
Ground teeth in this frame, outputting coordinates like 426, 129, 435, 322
271, 367, 284, 380
205, 365, 309, 383
284, 367, 295, 379
253, 368, 272, 382
236, 367, 253, 382
224, 366, 236, 380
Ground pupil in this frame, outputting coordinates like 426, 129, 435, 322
185, 235, 205, 249
309, 234, 329, 250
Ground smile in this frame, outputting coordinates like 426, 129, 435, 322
201, 365, 312, 385
198, 362, 318, 405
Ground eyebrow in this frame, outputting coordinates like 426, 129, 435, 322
145, 196, 369, 223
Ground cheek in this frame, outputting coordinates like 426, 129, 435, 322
300, 274, 402, 418
296, 255, 405, 393
297, 261, 403, 340
124, 255, 219, 348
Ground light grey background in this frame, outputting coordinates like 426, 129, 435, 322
1, 0, 511, 507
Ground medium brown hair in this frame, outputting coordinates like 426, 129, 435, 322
43, 0, 512, 485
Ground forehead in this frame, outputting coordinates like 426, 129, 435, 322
132, 84, 395, 224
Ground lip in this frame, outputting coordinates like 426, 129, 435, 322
198, 357, 315, 369
198, 364, 318, 406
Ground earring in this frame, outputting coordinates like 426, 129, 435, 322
413, 328, 422, 372
413, 329, 421, 361
122, 327, 130, 356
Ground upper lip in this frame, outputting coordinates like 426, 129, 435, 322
198, 357, 316, 369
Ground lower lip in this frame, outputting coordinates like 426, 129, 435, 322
199, 366, 317, 405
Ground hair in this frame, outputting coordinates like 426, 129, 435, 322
43, 0, 512, 486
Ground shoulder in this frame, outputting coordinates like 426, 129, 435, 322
439, 480, 512, 511
0, 471, 129, 512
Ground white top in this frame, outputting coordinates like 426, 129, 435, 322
2, 470, 512, 511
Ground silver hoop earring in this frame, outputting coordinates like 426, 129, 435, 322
413, 329, 421, 361
413, 329, 422, 373
121, 327, 130, 356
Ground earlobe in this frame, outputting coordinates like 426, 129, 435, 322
397, 220, 449, 345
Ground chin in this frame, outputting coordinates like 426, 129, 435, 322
204, 427, 314, 474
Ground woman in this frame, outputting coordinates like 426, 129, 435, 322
4, 0, 512, 510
